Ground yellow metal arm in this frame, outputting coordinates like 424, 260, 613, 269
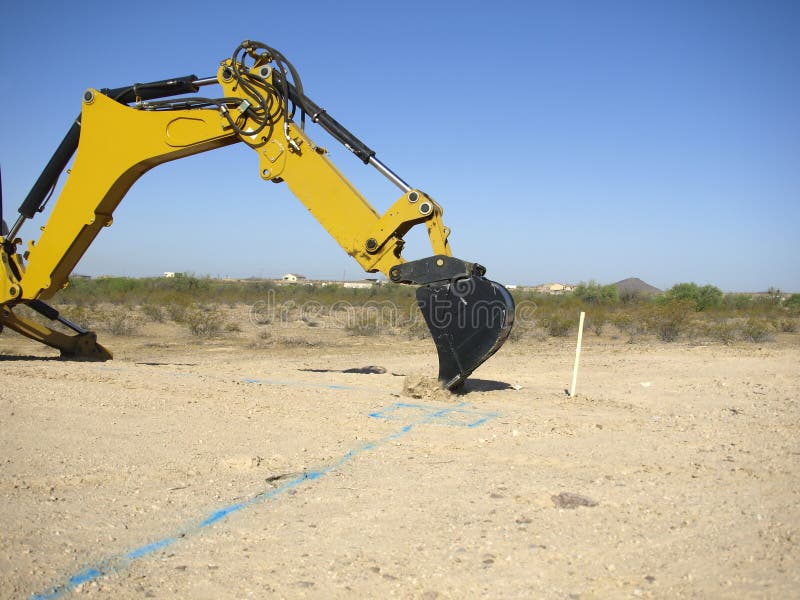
0, 40, 513, 388
1, 65, 451, 307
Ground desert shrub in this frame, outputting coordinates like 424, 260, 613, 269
585, 311, 607, 336
645, 300, 692, 342
662, 283, 722, 311
723, 293, 753, 310
184, 305, 223, 336
778, 318, 798, 333
248, 329, 273, 349
345, 316, 382, 337
61, 305, 96, 329
402, 316, 431, 340
610, 312, 646, 343
574, 281, 618, 305
740, 318, 773, 343
165, 300, 190, 323
764, 287, 784, 306
95, 306, 143, 336
140, 304, 164, 322
540, 313, 576, 337
708, 320, 738, 345
784, 294, 800, 311
618, 288, 643, 305
507, 323, 526, 342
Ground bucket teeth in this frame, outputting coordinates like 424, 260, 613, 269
416, 276, 515, 389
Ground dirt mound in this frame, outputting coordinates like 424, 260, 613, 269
401, 373, 453, 400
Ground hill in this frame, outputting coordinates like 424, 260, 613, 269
613, 277, 662, 295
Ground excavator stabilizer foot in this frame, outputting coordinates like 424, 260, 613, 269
416, 276, 515, 390
64, 332, 113, 361
0, 306, 113, 361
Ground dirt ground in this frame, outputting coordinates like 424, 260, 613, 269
1, 317, 799, 599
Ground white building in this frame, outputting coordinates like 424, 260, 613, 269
533, 282, 575, 295
282, 273, 307, 282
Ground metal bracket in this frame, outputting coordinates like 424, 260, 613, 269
388, 255, 486, 285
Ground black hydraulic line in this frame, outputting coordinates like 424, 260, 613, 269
27, 299, 88, 334
17, 75, 200, 221
102, 75, 200, 105
17, 119, 81, 220
273, 72, 376, 164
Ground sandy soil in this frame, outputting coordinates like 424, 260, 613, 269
1, 319, 798, 599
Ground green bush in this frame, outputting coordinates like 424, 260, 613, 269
662, 283, 723, 311
785, 294, 800, 309
573, 281, 619, 305
723, 294, 753, 310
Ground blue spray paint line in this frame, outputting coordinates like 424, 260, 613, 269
369, 402, 499, 428
29, 401, 497, 600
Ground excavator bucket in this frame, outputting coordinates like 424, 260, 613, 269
417, 276, 515, 389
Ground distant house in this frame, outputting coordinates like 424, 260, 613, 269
163, 271, 185, 278
342, 281, 373, 289
282, 273, 307, 282
534, 282, 575, 295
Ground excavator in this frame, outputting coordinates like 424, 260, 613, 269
0, 40, 514, 389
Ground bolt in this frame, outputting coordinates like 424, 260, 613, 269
436, 258, 445, 267
83, 90, 94, 103
365, 238, 378, 252
408, 191, 419, 203
419, 202, 432, 215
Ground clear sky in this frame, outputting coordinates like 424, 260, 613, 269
1, 0, 798, 292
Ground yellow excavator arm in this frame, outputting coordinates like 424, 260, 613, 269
0, 40, 513, 388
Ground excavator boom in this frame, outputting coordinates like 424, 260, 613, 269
0, 40, 514, 388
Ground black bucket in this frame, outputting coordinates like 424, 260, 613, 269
416, 276, 515, 389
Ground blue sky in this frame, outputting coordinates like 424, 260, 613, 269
1, 0, 798, 292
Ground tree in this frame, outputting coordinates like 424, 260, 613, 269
662, 282, 722, 311
573, 280, 619, 305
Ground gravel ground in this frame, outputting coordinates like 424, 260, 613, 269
1, 324, 798, 598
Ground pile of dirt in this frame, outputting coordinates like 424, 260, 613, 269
401, 373, 453, 400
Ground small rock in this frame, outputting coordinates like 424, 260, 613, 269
551, 492, 599, 509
